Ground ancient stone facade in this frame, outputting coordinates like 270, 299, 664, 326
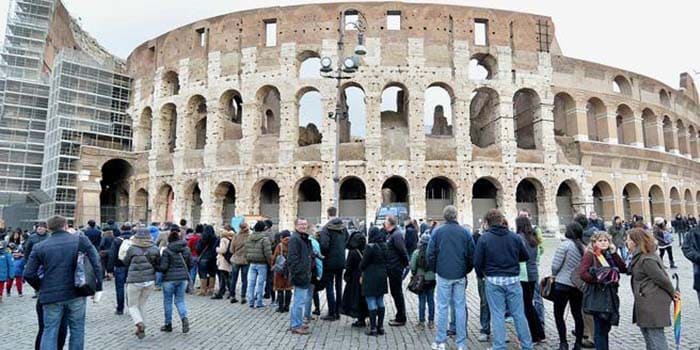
109, 2, 700, 233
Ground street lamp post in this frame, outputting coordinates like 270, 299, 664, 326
320, 9, 367, 211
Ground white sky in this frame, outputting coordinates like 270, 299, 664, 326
0, 0, 698, 88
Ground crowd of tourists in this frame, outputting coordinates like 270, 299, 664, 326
2, 204, 700, 350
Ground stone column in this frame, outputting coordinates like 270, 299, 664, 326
624, 115, 644, 148
572, 107, 589, 142
199, 179, 215, 226
278, 99, 297, 165
537, 100, 557, 164
173, 181, 187, 225
690, 132, 700, 160
409, 84, 426, 163
645, 115, 664, 151
601, 112, 618, 144
240, 102, 260, 166
453, 96, 472, 162
541, 191, 560, 234
679, 128, 691, 158
204, 102, 224, 169
496, 89, 516, 164
364, 92, 382, 162
278, 178, 294, 231
411, 177, 426, 224
664, 121, 679, 154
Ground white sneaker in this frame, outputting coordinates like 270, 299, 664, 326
478, 333, 490, 342
430, 343, 446, 350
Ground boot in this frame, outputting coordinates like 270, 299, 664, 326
160, 323, 172, 332
197, 279, 208, 296
207, 277, 216, 296
276, 291, 285, 312
376, 307, 386, 335
182, 317, 189, 333
558, 343, 569, 350
284, 291, 292, 312
366, 310, 377, 336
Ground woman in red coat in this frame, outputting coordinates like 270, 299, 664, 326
272, 230, 292, 313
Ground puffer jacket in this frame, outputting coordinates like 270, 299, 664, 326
287, 231, 312, 288
320, 218, 349, 271
124, 236, 160, 284
159, 240, 192, 282
216, 230, 234, 272
230, 228, 249, 265
245, 232, 272, 265
551, 239, 584, 288
0, 247, 14, 280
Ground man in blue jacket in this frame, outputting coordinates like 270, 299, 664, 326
474, 209, 531, 350
24, 215, 103, 350
427, 205, 474, 350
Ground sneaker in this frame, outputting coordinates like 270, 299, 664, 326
427, 321, 434, 329
230, 298, 238, 304
430, 342, 446, 350
312, 309, 321, 316
160, 324, 173, 332
182, 317, 189, 333
115, 310, 124, 315
478, 333, 490, 342
447, 329, 456, 337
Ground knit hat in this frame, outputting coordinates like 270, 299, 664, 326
654, 217, 664, 226
419, 233, 431, 246
253, 221, 267, 232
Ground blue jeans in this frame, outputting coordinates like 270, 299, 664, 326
247, 263, 267, 307
291, 286, 309, 329
162, 281, 188, 324
533, 280, 545, 327
485, 280, 533, 350
593, 314, 612, 350
114, 266, 127, 312
477, 277, 491, 335
365, 295, 385, 311
155, 272, 163, 287
435, 275, 467, 347
418, 287, 435, 322
304, 285, 315, 318
189, 257, 199, 284
230, 264, 249, 299
42, 297, 86, 350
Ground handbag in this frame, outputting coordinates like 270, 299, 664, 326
178, 252, 194, 294
408, 273, 426, 294
74, 238, 97, 297
539, 276, 556, 301
582, 283, 620, 325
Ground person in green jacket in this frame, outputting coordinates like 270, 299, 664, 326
410, 234, 436, 328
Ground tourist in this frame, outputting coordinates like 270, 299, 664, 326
6, 230, 24, 296
608, 216, 627, 260
360, 226, 388, 336
0, 240, 13, 302
124, 228, 160, 339
473, 223, 491, 342
654, 218, 677, 269
263, 219, 276, 303
671, 214, 687, 247
383, 214, 409, 327
319, 206, 349, 321
213, 225, 234, 300
404, 217, 419, 257
159, 230, 192, 333
307, 227, 323, 317
288, 218, 313, 335
588, 212, 605, 232
419, 218, 428, 234
23, 222, 47, 298
574, 213, 597, 346
245, 221, 272, 308
410, 233, 435, 329
196, 225, 218, 296
474, 209, 532, 350
516, 216, 546, 343
24, 215, 103, 349
107, 223, 132, 315
579, 231, 626, 350
518, 209, 546, 328
682, 223, 700, 304
628, 228, 677, 350
84, 220, 101, 250
551, 222, 586, 350
340, 229, 368, 328
230, 222, 250, 304
98, 227, 114, 280
187, 225, 202, 290
272, 230, 293, 312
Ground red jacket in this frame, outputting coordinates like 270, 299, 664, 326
187, 235, 201, 257
579, 249, 627, 284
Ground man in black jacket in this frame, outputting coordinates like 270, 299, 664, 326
107, 225, 132, 315
682, 225, 700, 304
287, 218, 313, 335
24, 222, 48, 298
383, 214, 409, 326
84, 220, 102, 249
320, 207, 348, 321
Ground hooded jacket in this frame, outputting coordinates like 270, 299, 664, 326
320, 218, 349, 271
159, 240, 192, 282
216, 230, 234, 272
474, 225, 529, 278
427, 220, 474, 280
0, 244, 14, 281
245, 232, 272, 265
231, 227, 249, 265
360, 227, 389, 297
124, 235, 159, 284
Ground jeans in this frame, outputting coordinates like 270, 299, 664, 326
247, 263, 267, 307
230, 264, 249, 299
533, 280, 545, 327
640, 327, 668, 350
291, 286, 309, 329
155, 272, 163, 287
189, 257, 199, 285
435, 275, 467, 347
35, 298, 67, 350
593, 314, 612, 350
418, 286, 435, 322
127, 284, 153, 325
366, 295, 385, 310
304, 285, 315, 318
387, 268, 406, 322
659, 247, 675, 266
114, 266, 127, 312
521, 281, 545, 342
552, 282, 583, 345
477, 277, 490, 335
42, 297, 86, 350
324, 268, 343, 316
485, 280, 533, 350
162, 281, 188, 324
216, 269, 231, 297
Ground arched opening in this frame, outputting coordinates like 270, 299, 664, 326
677, 120, 689, 156
424, 84, 453, 136
659, 89, 671, 108
297, 88, 323, 146
425, 177, 455, 221
187, 183, 203, 226
100, 159, 132, 223
258, 86, 281, 135
622, 183, 643, 222
259, 180, 280, 224
186, 95, 207, 150
592, 181, 614, 223
195, 117, 207, 149
381, 176, 410, 215
516, 178, 542, 226
339, 177, 366, 222
553, 92, 576, 137
221, 89, 243, 125
616, 104, 635, 145
670, 187, 682, 217
586, 98, 607, 142
513, 88, 540, 150
139, 108, 153, 151
215, 182, 236, 226
472, 177, 501, 228
556, 180, 580, 230
298, 53, 321, 79
663, 116, 674, 152
297, 178, 322, 225
161, 70, 180, 97
612, 75, 632, 96
381, 83, 408, 128
160, 103, 177, 153
155, 184, 174, 223
685, 189, 694, 217
648, 185, 665, 220
134, 188, 149, 224
340, 84, 366, 142
468, 53, 497, 81
470, 87, 499, 148
641, 109, 657, 149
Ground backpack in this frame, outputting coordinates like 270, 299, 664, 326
223, 237, 233, 264
117, 237, 132, 262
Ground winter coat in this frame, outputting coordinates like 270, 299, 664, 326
187, 234, 201, 257
84, 227, 102, 248
427, 220, 474, 279
124, 236, 160, 284
99, 231, 114, 257
360, 229, 389, 297
384, 227, 409, 272
320, 218, 349, 271
245, 232, 272, 265
230, 228, 249, 265
23, 231, 48, 267
272, 237, 292, 291
682, 227, 700, 291
107, 231, 132, 272
579, 248, 626, 325
341, 231, 368, 319
216, 231, 234, 272
410, 247, 435, 281
629, 250, 674, 328
287, 231, 313, 288
0, 248, 14, 281
474, 225, 529, 278
404, 224, 419, 257
159, 240, 192, 282
654, 227, 672, 249
551, 239, 584, 288
607, 224, 627, 249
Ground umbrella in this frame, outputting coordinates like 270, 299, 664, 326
672, 273, 681, 350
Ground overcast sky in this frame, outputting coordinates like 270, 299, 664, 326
0, 0, 698, 88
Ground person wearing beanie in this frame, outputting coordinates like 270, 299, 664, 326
230, 222, 250, 304
245, 221, 273, 308
123, 229, 159, 339
410, 233, 436, 329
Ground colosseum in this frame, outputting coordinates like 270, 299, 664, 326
72, 2, 700, 234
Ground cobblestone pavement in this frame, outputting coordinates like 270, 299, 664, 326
3, 239, 700, 349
